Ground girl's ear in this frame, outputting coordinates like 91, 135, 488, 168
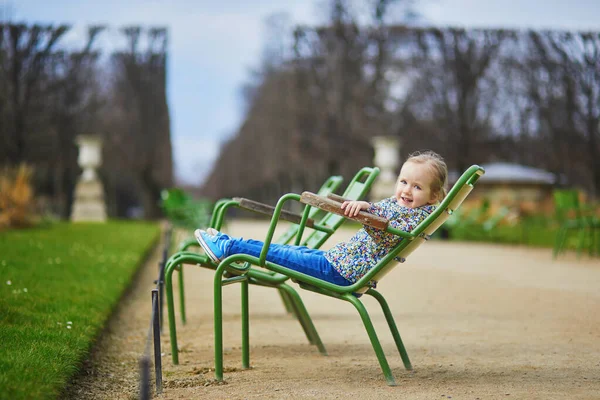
428, 190, 440, 205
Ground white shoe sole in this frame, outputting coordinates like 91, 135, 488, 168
194, 229, 221, 263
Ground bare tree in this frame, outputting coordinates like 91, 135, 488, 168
201, 9, 600, 201
406, 28, 513, 172
524, 30, 600, 196
105, 26, 173, 218
0, 24, 69, 163
0, 23, 175, 218
44, 26, 105, 217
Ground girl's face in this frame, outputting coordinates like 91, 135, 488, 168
394, 161, 438, 208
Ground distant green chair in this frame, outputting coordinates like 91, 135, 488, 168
210, 165, 485, 386
553, 189, 600, 258
164, 167, 381, 364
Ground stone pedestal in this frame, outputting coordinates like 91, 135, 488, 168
370, 136, 400, 201
71, 180, 107, 222
71, 135, 107, 222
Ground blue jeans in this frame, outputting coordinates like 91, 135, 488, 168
225, 238, 351, 286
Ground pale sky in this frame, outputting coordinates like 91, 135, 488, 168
8, 0, 600, 185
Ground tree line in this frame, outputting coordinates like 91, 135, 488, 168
0, 24, 173, 218
202, 1, 600, 205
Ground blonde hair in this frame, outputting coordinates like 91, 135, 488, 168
404, 150, 448, 202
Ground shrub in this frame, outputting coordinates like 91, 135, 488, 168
0, 164, 36, 230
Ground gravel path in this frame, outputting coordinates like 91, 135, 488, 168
68, 220, 600, 399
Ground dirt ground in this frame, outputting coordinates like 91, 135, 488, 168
68, 220, 600, 400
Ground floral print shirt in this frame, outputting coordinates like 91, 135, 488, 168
324, 197, 436, 284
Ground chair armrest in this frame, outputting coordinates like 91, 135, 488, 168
232, 197, 315, 228
257, 193, 307, 265
300, 192, 389, 230
326, 193, 348, 203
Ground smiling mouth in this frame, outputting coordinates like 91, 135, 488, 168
401, 197, 412, 203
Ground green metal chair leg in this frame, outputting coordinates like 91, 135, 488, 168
214, 265, 226, 381
553, 227, 566, 258
176, 237, 201, 323
345, 294, 397, 386
576, 228, 586, 258
281, 286, 315, 345
165, 258, 180, 365
241, 280, 250, 369
279, 283, 327, 354
165, 251, 211, 365
366, 289, 412, 370
178, 267, 186, 324
213, 255, 253, 381
278, 287, 296, 314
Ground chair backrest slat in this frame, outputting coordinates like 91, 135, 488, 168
277, 175, 344, 245
302, 167, 380, 249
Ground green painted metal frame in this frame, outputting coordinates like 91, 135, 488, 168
211, 165, 485, 386
164, 167, 381, 365
170, 175, 344, 324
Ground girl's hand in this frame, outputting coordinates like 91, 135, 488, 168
340, 200, 370, 217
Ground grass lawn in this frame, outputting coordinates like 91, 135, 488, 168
0, 221, 160, 400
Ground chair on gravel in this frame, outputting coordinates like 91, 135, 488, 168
164, 167, 380, 364
210, 165, 485, 386
170, 173, 345, 324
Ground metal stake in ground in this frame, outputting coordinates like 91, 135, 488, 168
152, 289, 163, 394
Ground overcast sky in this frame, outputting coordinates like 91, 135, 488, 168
8, 0, 600, 185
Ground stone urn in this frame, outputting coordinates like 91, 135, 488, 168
70, 134, 107, 222
370, 136, 400, 200
77, 134, 103, 181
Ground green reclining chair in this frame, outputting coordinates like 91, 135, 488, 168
170, 174, 345, 323
210, 165, 485, 386
165, 167, 381, 364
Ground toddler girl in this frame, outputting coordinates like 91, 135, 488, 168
195, 150, 448, 286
